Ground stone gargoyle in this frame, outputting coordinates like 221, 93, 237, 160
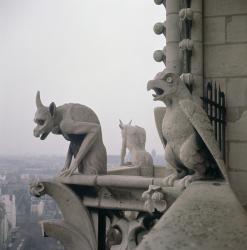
147, 71, 228, 187
33, 91, 107, 176
119, 120, 154, 176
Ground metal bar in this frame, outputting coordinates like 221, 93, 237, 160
202, 81, 226, 161
206, 83, 210, 113
98, 210, 106, 250
218, 85, 222, 151
207, 83, 213, 124
221, 92, 226, 161
202, 81, 205, 109
214, 82, 217, 140
186, 0, 191, 7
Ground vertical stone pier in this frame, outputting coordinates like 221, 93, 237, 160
204, 0, 247, 207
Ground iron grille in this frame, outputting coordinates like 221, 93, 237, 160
201, 81, 226, 161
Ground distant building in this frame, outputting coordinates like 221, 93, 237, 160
0, 195, 16, 229
0, 202, 9, 249
31, 200, 45, 217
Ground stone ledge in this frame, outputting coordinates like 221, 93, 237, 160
137, 181, 247, 250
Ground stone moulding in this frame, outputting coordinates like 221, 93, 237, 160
30, 181, 97, 250
30, 175, 183, 249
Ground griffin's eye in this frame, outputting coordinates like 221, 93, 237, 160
36, 119, 45, 126
166, 76, 173, 83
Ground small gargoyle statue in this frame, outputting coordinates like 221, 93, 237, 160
147, 71, 228, 187
119, 120, 154, 176
33, 91, 107, 177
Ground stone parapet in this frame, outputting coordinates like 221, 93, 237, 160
137, 181, 247, 250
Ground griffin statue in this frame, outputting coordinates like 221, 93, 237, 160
147, 71, 228, 187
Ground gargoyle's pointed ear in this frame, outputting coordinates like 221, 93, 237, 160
36, 91, 45, 109
49, 102, 56, 117
128, 120, 132, 126
119, 119, 124, 129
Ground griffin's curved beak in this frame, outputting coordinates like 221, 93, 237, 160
147, 79, 165, 101
147, 80, 155, 91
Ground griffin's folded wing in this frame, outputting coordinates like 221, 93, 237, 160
154, 107, 167, 150
179, 99, 228, 181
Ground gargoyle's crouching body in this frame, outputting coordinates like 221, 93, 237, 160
147, 72, 228, 187
68, 136, 107, 175
33, 92, 107, 176
119, 120, 154, 177
61, 104, 107, 175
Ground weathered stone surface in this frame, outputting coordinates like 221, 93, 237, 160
227, 111, 247, 141
226, 77, 247, 107
227, 15, 247, 43
191, 43, 203, 75
204, 0, 247, 16
205, 44, 247, 77
191, 13, 203, 42
229, 171, 247, 206
137, 181, 247, 250
226, 107, 247, 122
229, 142, 247, 171
205, 17, 225, 45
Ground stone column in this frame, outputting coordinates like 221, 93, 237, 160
166, 0, 182, 74
191, 0, 203, 98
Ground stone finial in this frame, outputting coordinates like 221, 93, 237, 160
179, 39, 194, 51
153, 47, 166, 64
153, 22, 166, 36
179, 8, 193, 21
180, 73, 194, 86
154, 0, 166, 7
142, 185, 167, 213
30, 182, 45, 197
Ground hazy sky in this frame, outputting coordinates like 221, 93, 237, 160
0, 0, 166, 156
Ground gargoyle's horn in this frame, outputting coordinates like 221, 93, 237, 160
36, 91, 45, 108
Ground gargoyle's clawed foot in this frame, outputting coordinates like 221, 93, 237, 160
59, 167, 77, 177
174, 174, 203, 189
162, 173, 178, 187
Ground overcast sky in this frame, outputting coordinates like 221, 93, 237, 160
0, 0, 166, 156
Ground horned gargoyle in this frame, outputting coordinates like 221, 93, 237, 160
147, 71, 228, 187
33, 91, 107, 177
119, 120, 154, 176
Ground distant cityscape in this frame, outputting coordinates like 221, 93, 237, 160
0, 153, 165, 249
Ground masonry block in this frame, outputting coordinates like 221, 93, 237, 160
205, 0, 247, 17
226, 78, 247, 107
204, 44, 247, 77
205, 17, 225, 45
229, 142, 247, 171
227, 111, 247, 141
227, 15, 247, 43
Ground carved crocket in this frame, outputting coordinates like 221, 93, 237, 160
33, 91, 107, 176
147, 71, 228, 187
